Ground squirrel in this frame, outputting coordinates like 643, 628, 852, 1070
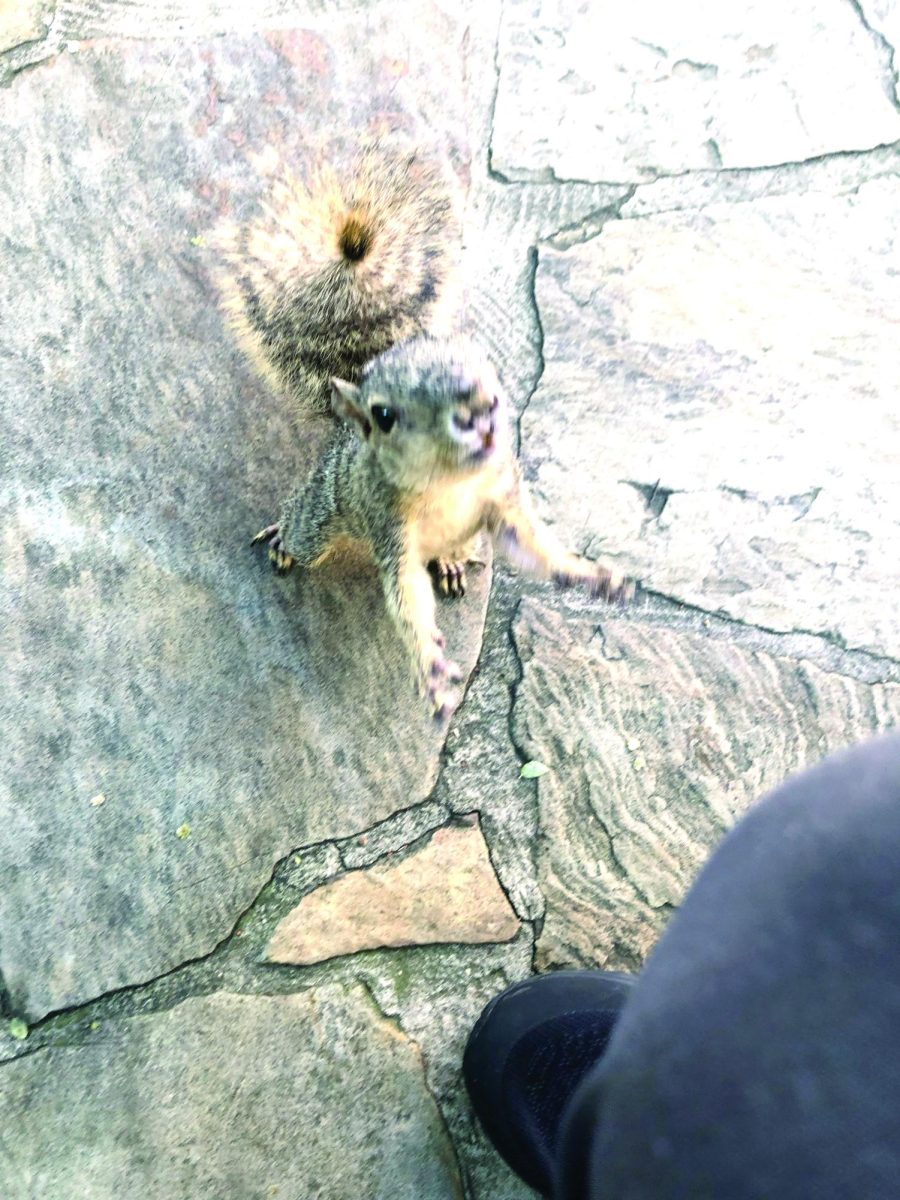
216, 140, 634, 719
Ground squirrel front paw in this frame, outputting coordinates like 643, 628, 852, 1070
588, 564, 635, 604
552, 560, 636, 604
420, 634, 463, 722
250, 523, 295, 576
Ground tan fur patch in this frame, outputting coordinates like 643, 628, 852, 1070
402, 461, 516, 563
309, 534, 369, 569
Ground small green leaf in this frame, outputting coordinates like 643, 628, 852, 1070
8, 1018, 28, 1041
520, 760, 550, 779
90, 1020, 101, 1032
176, 823, 191, 840
189, 235, 206, 247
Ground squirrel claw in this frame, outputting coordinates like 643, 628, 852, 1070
553, 563, 635, 605
428, 558, 467, 599
428, 685, 458, 723
268, 546, 296, 576
443, 659, 463, 685
590, 568, 635, 605
251, 523, 279, 547
252, 523, 295, 575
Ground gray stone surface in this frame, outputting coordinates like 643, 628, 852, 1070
357, 934, 538, 1200
0, 988, 463, 1199
522, 179, 900, 660
493, 0, 900, 183
513, 601, 900, 972
0, 12, 477, 1022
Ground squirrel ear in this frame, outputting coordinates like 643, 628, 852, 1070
330, 378, 371, 437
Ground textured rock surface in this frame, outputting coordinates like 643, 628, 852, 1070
0, 988, 463, 1199
860, 1, 900, 103
3, 2, 900, 1198
0, 0, 48, 52
0, 13, 476, 1022
522, 180, 900, 659
493, 0, 900, 182
513, 601, 900, 972
268, 819, 520, 964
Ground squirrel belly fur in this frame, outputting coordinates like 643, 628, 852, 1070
217, 141, 634, 720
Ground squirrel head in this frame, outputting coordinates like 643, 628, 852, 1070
331, 337, 510, 491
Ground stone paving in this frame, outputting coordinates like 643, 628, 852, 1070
1, 1, 898, 1196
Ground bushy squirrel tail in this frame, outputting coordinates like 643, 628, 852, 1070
215, 142, 462, 416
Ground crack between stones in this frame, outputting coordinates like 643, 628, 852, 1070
544, 186, 638, 249
502, 599, 548, 976
0, 45, 57, 86
2, 715, 501, 1054
0, 29, 51, 64
478, 822, 535, 927
353, 978, 471, 1200
439, 590, 540, 926
0, 968, 12, 1022
620, 140, 900, 216
485, 0, 505, 183
493, 162, 638, 188
503, 597, 528, 770
846, 0, 900, 115
2, 591, 492, 1047
0, 1039, 50, 1067
516, 187, 639, 528
516, 244, 545, 453
490, 140, 900, 220
487, 0, 635, 192
335, 795, 452, 871
516, 180, 635, 442
0, 827, 350, 1056
335, 806, 527, 923
0, 10, 57, 83
640, 585, 900, 671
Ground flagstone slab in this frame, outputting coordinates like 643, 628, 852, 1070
493, 0, 900, 183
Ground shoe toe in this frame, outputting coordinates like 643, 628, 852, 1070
464, 971, 635, 1195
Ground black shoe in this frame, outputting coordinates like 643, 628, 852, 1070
463, 970, 635, 1197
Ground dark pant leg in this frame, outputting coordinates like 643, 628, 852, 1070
555, 734, 900, 1200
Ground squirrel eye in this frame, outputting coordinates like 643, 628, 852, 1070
371, 405, 397, 434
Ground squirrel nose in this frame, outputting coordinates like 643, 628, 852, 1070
453, 403, 497, 453
475, 411, 495, 450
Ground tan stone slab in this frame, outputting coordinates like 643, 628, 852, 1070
268, 819, 520, 964
512, 601, 900, 973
